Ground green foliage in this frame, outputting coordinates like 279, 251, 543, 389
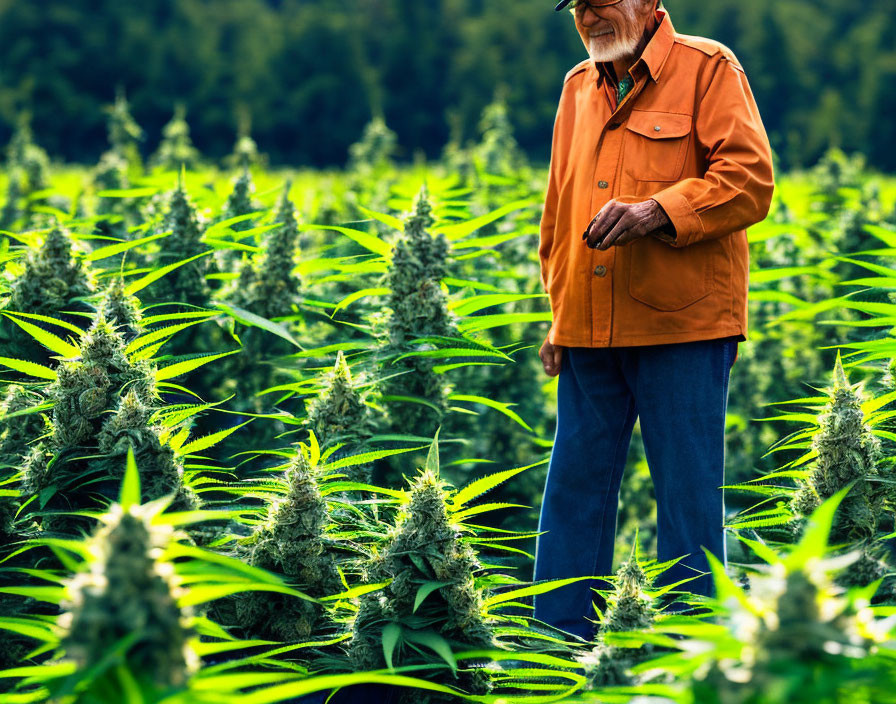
0, 383, 48, 464
234, 447, 343, 642
2, 122, 896, 702
305, 350, 377, 460
59, 501, 199, 691
98, 277, 145, 341
349, 458, 495, 701
226, 180, 302, 318
5, 224, 95, 318
379, 185, 458, 435
105, 89, 144, 173
348, 117, 398, 174
149, 105, 201, 172
95, 390, 200, 511
677, 489, 896, 704
790, 352, 885, 542
153, 177, 212, 306
1, 112, 52, 229
578, 553, 660, 689
474, 96, 527, 177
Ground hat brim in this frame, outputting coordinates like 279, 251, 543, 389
554, 0, 573, 9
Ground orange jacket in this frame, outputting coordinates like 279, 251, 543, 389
539, 8, 774, 353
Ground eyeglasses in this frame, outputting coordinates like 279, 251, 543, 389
567, 0, 625, 14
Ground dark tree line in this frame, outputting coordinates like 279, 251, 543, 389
0, 0, 893, 170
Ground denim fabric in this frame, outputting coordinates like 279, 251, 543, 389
532, 336, 739, 640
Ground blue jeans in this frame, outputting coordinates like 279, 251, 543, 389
532, 336, 739, 639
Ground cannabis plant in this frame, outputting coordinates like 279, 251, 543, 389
348, 116, 397, 175
0, 384, 49, 465
47, 312, 156, 448
150, 104, 201, 171
790, 351, 885, 542
4, 223, 95, 321
92, 149, 132, 238
233, 444, 344, 642
346, 116, 399, 220
0, 454, 341, 702
152, 176, 212, 306
9, 309, 223, 534
226, 180, 302, 319
474, 96, 526, 178
676, 487, 896, 704
0, 112, 51, 229
349, 432, 495, 703
104, 88, 144, 173
379, 185, 458, 436
216, 166, 260, 271
94, 390, 200, 511
59, 499, 199, 691
578, 553, 661, 688
305, 350, 377, 467
97, 277, 145, 341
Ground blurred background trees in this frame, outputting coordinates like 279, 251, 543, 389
0, 0, 892, 171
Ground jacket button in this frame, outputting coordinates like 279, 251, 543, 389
598, 180, 609, 189
654, 125, 661, 131
608, 122, 622, 130
594, 265, 607, 277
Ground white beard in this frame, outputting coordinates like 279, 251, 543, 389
586, 0, 644, 62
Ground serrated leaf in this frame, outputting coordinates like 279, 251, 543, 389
0, 356, 57, 380
124, 250, 214, 296
401, 629, 456, 673
177, 420, 252, 456
458, 311, 553, 333
448, 393, 532, 432
450, 461, 543, 509
302, 224, 390, 257
125, 318, 216, 354
433, 198, 536, 239
214, 302, 303, 349
331, 287, 390, 315
2, 311, 85, 335
484, 576, 593, 607
319, 445, 429, 472
2, 315, 80, 358
356, 205, 403, 231
86, 232, 168, 261
156, 350, 240, 381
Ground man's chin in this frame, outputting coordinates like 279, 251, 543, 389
589, 47, 628, 62
588, 37, 640, 63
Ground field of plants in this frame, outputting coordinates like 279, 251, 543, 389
2, 98, 896, 704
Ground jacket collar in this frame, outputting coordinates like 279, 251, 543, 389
641, 8, 675, 81
592, 8, 676, 86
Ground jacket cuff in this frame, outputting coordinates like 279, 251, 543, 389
651, 188, 704, 248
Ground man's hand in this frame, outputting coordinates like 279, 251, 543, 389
539, 337, 563, 377
583, 198, 671, 250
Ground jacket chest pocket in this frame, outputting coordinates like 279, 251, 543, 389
622, 111, 692, 183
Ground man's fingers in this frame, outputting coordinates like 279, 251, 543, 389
597, 211, 637, 249
592, 202, 623, 240
585, 201, 623, 248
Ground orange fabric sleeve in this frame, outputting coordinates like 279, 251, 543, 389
651, 55, 775, 248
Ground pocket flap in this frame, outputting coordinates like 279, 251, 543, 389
626, 111, 692, 139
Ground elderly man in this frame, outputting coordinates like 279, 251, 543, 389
533, 0, 774, 639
